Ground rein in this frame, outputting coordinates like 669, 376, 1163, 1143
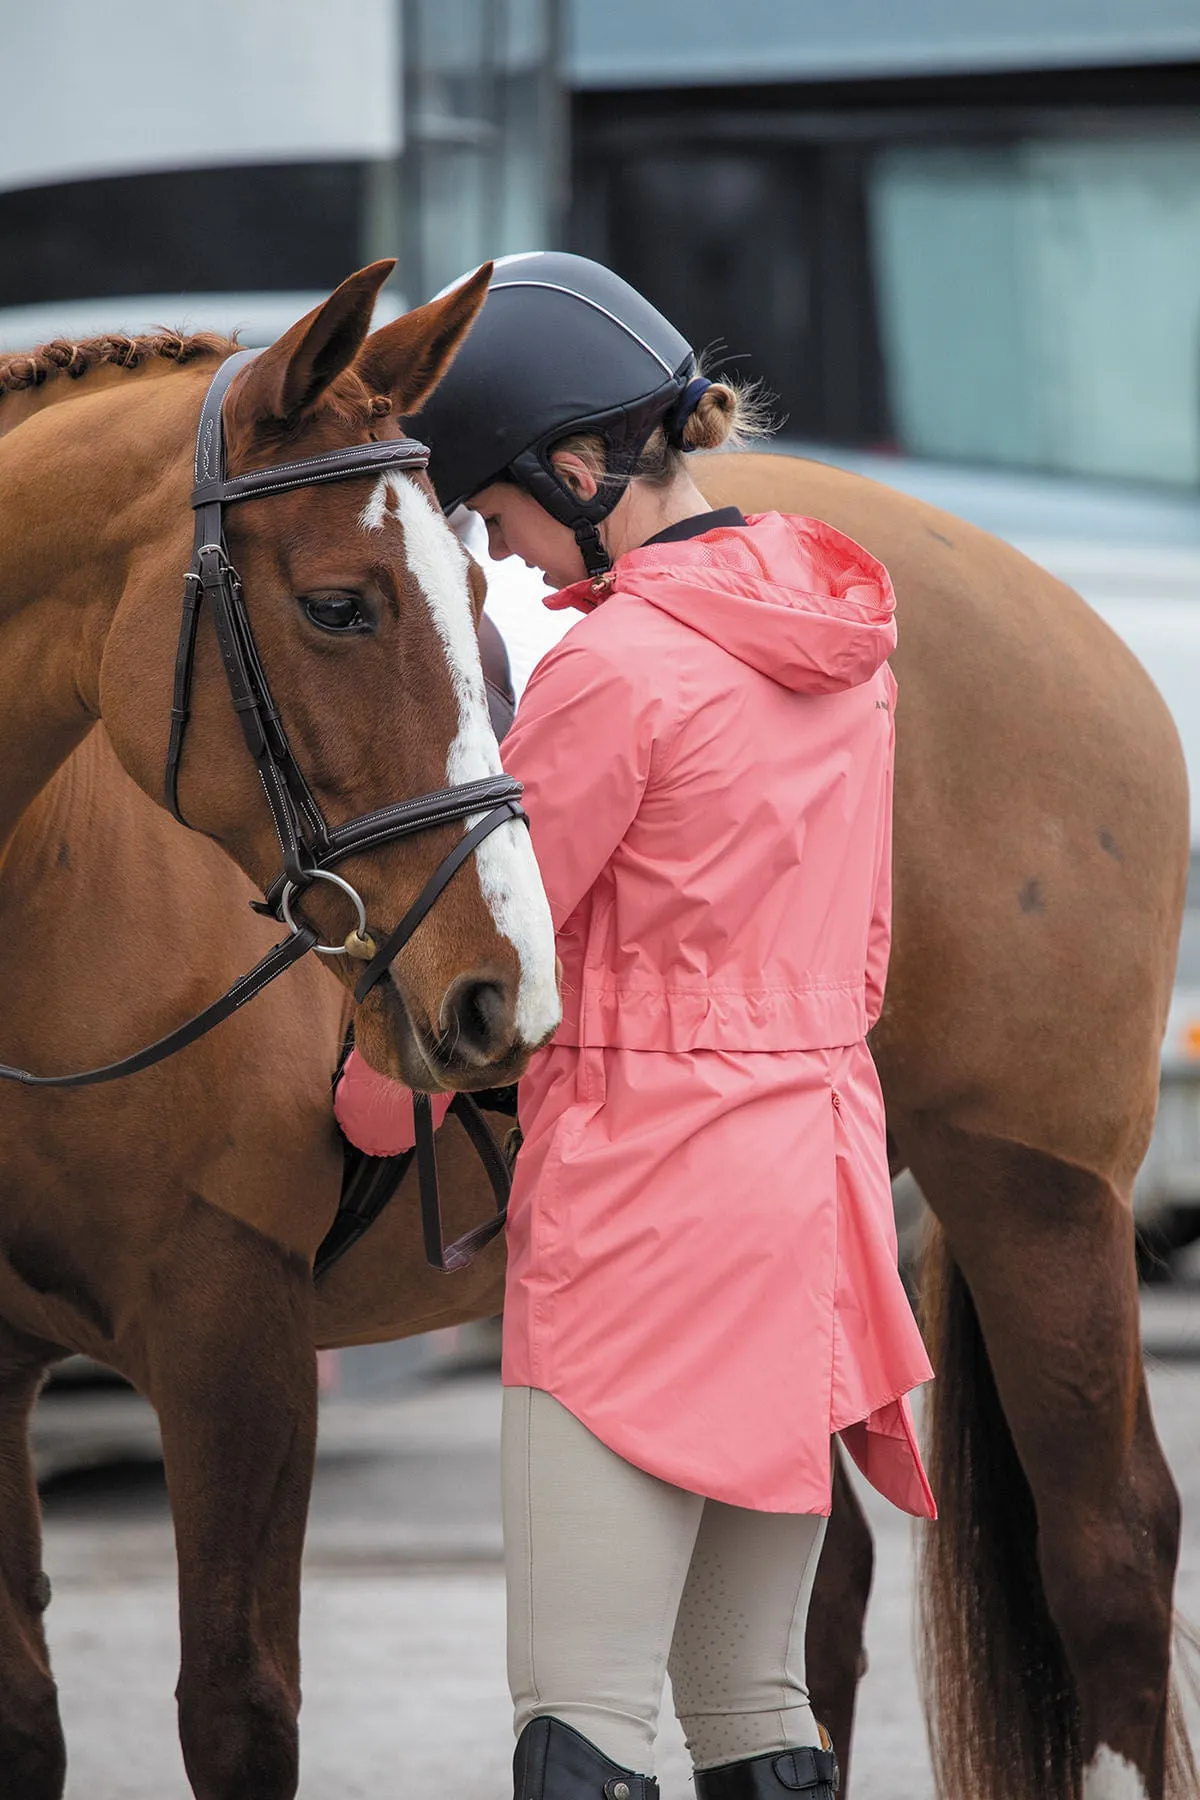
0, 347, 521, 1273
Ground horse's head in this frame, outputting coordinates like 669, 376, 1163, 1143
102, 263, 560, 1090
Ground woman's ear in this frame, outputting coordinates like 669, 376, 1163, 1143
549, 449, 600, 504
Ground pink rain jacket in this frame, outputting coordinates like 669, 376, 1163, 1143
339, 511, 934, 1517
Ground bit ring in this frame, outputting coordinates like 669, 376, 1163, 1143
280, 869, 373, 958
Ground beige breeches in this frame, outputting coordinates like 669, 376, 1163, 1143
501, 1386, 828, 1774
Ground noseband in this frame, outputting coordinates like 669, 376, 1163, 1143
0, 349, 529, 1271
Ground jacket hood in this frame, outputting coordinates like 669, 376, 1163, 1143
549, 511, 896, 694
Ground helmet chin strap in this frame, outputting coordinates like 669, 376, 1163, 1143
506, 445, 634, 579
573, 517, 612, 577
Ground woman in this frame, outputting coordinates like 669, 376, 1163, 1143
337, 252, 935, 1800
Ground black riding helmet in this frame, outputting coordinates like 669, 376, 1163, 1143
409, 252, 711, 576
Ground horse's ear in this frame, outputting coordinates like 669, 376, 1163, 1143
354, 263, 493, 417
231, 260, 397, 425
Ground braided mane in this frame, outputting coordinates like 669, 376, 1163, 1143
0, 330, 238, 399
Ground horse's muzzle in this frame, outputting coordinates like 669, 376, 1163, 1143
439, 970, 519, 1071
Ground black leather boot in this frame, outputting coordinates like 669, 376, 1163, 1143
514, 1716, 660, 1799
693, 1742, 839, 1797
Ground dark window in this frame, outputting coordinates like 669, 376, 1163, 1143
574, 133, 888, 446
572, 63, 1200, 486
0, 163, 367, 308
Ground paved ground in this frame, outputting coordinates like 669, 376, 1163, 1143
28, 1295, 1200, 1799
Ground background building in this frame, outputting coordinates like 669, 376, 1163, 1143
0, 0, 562, 345
5, 0, 1200, 500
569, 0, 1200, 490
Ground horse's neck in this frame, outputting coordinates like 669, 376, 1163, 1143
0, 385, 59, 439
0, 370, 203, 854
1, 365, 149, 440
2, 726, 266, 965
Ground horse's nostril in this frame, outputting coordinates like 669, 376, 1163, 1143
442, 975, 513, 1062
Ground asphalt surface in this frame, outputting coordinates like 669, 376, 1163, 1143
27, 1295, 1200, 1800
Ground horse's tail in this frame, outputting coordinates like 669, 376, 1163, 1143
1167, 1619, 1200, 1799
918, 1221, 1199, 1800
918, 1220, 1080, 1800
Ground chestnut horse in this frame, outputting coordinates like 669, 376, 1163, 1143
420, 453, 1195, 1800
0, 264, 561, 1800
0, 269, 1191, 1800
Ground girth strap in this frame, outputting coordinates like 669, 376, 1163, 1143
314, 1089, 511, 1281
313, 1145, 417, 1281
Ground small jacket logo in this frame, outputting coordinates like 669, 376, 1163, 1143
875, 698, 890, 712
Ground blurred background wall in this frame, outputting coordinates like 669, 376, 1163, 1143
569, 0, 1200, 488
4, 0, 1200, 492
0, 0, 564, 342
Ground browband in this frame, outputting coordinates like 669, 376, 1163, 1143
193, 438, 431, 509
190, 345, 431, 509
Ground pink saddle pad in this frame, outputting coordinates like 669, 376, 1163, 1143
334, 1047, 453, 1156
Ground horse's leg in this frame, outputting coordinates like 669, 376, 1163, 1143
145, 1195, 317, 1800
804, 1446, 873, 1793
0, 1325, 65, 1800
909, 1123, 1183, 1800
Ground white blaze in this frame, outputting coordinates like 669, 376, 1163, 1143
1083, 1747, 1149, 1800
361, 473, 560, 1043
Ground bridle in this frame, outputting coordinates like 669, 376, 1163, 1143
0, 348, 529, 1270
171, 348, 526, 991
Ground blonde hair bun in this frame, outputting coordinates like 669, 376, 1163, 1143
552, 373, 774, 494
681, 383, 737, 451
680, 375, 774, 453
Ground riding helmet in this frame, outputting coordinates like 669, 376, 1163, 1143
409, 251, 710, 574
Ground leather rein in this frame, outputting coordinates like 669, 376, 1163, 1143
0, 347, 521, 1274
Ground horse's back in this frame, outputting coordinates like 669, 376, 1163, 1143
697, 453, 1188, 1178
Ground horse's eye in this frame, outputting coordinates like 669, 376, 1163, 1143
302, 594, 372, 634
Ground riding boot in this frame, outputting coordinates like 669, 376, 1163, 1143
514, 1716, 660, 1799
693, 1735, 840, 1798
